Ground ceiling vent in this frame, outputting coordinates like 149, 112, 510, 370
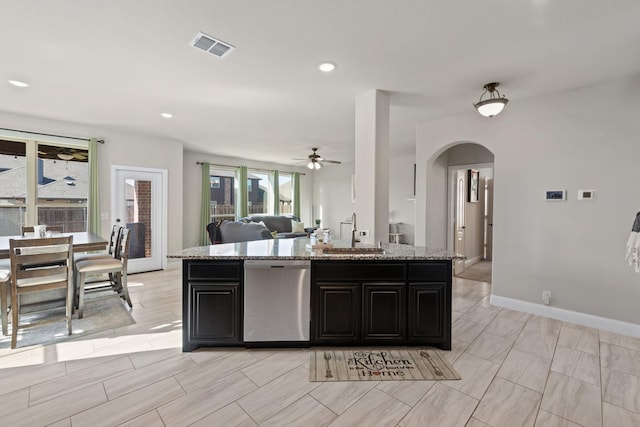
192, 32, 234, 58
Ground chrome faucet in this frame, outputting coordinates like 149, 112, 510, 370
351, 212, 357, 247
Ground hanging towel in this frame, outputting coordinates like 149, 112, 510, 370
626, 212, 640, 272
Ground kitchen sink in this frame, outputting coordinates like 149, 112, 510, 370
321, 247, 385, 255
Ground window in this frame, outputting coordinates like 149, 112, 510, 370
209, 167, 236, 222
247, 170, 272, 215
206, 164, 301, 222
0, 138, 89, 236
279, 172, 293, 215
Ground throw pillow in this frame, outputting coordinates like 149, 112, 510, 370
291, 219, 305, 233
257, 221, 269, 230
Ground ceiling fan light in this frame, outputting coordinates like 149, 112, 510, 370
57, 153, 74, 161
308, 160, 322, 170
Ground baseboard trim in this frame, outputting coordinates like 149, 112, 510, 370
464, 256, 482, 268
490, 295, 640, 338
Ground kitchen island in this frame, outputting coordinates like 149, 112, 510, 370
168, 238, 462, 352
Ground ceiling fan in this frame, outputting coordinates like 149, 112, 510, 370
37, 146, 88, 161
293, 148, 342, 170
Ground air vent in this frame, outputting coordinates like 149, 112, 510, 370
191, 32, 234, 58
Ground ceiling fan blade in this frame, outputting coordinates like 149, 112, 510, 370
322, 159, 342, 164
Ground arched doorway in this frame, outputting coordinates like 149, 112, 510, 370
431, 142, 494, 282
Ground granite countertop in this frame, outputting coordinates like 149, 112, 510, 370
168, 238, 463, 260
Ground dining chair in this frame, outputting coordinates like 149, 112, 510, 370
0, 259, 9, 335
9, 235, 74, 349
21, 225, 64, 236
74, 224, 123, 264
75, 228, 132, 319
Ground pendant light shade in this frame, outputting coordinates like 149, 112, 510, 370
474, 82, 509, 118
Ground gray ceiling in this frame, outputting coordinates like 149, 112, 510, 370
1, 1, 639, 165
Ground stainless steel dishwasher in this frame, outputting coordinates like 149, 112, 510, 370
243, 260, 311, 344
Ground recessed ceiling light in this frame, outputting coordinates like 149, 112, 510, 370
317, 62, 336, 72
161, 113, 173, 119
8, 80, 29, 87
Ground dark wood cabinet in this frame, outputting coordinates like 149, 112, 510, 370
314, 283, 360, 344
406, 261, 451, 349
407, 283, 443, 338
188, 283, 240, 341
311, 260, 451, 349
183, 260, 243, 351
182, 258, 452, 351
363, 283, 406, 342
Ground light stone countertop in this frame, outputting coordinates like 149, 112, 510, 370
168, 238, 463, 261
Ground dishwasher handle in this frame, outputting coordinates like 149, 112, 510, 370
244, 260, 310, 270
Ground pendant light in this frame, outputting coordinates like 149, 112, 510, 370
474, 82, 509, 118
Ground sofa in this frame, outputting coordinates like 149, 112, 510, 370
207, 220, 273, 244
239, 215, 312, 238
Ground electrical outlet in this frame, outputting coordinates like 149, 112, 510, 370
359, 230, 369, 237
542, 290, 551, 305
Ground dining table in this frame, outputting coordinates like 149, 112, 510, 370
0, 231, 108, 259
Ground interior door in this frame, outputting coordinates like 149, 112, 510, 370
454, 170, 466, 274
112, 166, 167, 273
485, 177, 494, 260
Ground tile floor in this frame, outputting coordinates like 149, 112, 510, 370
1, 264, 640, 426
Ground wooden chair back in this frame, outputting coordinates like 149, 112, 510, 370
107, 225, 124, 257
21, 225, 64, 236
115, 228, 131, 265
9, 235, 74, 348
10, 236, 73, 293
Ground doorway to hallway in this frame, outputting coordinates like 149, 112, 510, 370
448, 162, 494, 281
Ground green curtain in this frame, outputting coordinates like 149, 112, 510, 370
272, 170, 280, 215
237, 166, 248, 219
293, 172, 301, 218
88, 138, 100, 234
199, 162, 211, 246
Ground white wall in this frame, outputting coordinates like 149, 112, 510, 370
354, 90, 390, 245
0, 112, 184, 257
182, 150, 313, 248
314, 162, 355, 239
416, 73, 640, 326
315, 154, 418, 245
417, 149, 449, 249
389, 154, 416, 244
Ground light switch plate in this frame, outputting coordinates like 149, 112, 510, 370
545, 190, 566, 201
578, 189, 596, 200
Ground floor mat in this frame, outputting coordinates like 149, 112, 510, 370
310, 349, 460, 381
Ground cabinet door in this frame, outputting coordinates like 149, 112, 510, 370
188, 282, 241, 345
363, 283, 406, 342
314, 283, 359, 344
408, 283, 448, 344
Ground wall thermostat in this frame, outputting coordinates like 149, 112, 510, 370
545, 190, 566, 201
578, 189, 596, 200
